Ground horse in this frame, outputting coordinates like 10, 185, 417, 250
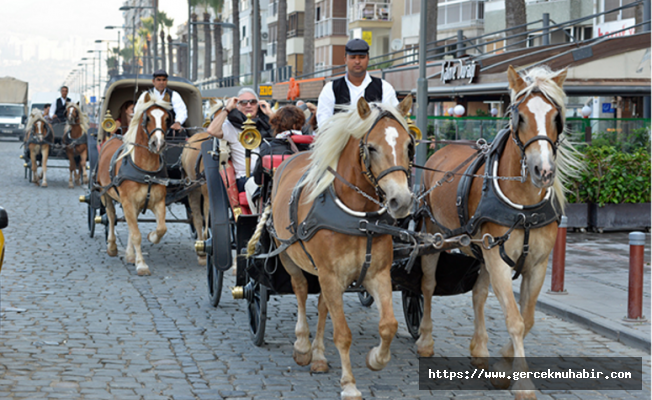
97, 91, 171, 276
63, 102, 89, 189
249, 96, 416, 400
180, 98, 225, 265
24, 109, 53, 187
417, 65, 581, 399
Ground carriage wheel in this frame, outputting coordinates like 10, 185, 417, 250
206, 246, 224, 307
401, 290, 424, 340
88, 203, 96, 238
358, 290, 375, 307
247, 276, 268, 347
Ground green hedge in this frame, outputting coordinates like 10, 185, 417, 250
566, 146, 651, 206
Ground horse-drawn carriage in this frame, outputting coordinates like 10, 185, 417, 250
80, 74, 208, 274
193, 66, 578, 399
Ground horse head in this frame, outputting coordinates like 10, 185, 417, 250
507, 65, 567, 189
356, 96, 415, 219
140, 92, 171, 154
65, 103, 79, 125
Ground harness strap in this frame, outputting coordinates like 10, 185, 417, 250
352, 233, 374, 288
499, 226, 530, 280
142, 180, 154, 215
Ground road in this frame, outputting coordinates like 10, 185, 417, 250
0, 138, 649, 399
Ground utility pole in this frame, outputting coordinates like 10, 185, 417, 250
415, 0, 428, 186
253, 0, 259, 93
153, 0, 158, 71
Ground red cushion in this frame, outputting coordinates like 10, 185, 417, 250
263, 154, 292, 170
291, 135, 313, 144
238, 192, 248, 206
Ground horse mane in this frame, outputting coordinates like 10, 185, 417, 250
510, 66, 584, 213
118, 90, 172, 160
302, 102, 409, 202
25, 109, 49, 134
207, 98, 225, 116
64, 102, 89, 134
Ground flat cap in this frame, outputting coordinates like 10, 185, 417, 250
153, 69, 168, 78
345, 39, 369, 55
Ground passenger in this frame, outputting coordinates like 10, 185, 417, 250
113, 100, 135, 135
295, 99, 318, 134
42, 104, 52, 123
205, 87, 275, 193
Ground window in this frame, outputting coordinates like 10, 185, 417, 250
316, 6, 321, 21
405, 0, 421, 15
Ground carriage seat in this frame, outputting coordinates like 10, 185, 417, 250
261, 135, 314, 172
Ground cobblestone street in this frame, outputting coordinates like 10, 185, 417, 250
0, 138, 649, 399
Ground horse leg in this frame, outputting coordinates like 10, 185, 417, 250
311, 292, 329, 373
40, 146, 49, 187
483, 250, 534, 397
416, 252, 440, 357
30, 147, 39, 186
122, 200, 149, 276
66, 149, 75, 188
104, 197, 118, 257
319, 272, 361, 400
279, 253, 312, 367
470, 265, 491, 370
79, 147, 88, 185
362, 265, 398, 371
147, 197, 167, 245
188, 190, 206, 265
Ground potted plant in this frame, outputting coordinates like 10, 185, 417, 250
572, 145, 651, 232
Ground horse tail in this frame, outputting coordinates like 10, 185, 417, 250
246, 204, 272, 257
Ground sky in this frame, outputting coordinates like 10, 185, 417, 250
0, 0, 188, 100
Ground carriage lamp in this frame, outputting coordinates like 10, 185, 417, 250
453, 105, 466, 117
581, 105, 592, 118
101, 110, 116, 133
239, 114, 262, 177
202, 117, 211, 128
404, 112, 422, 145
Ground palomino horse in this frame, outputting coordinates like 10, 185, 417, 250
97, 92, 171, 276
180, 98, 225, 265
24, 109, 52, 187
63, 102, 89, 188
250, 97, 415, 400
418, 66, 580, 398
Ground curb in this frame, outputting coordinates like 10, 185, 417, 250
514, 289, 651, 353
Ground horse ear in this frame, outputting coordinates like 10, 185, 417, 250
552, 68, 568, 88
144, 92, 152, 103
163, 92, 171, 103
76, 101, 80, 106
507, 65, 526, 93
210, 98, 217, 106
397, 95, 413, 117
357, 97, 371, 119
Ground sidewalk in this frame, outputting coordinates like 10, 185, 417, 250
514, 230, 651, 352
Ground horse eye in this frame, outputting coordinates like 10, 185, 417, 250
368, 146, 377, 153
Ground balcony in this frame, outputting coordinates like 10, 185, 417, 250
437, 0, 484, 31
349, 1, 391, 23
315, 18, 348, 38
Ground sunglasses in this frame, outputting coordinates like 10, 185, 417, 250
238, 99, 258, 106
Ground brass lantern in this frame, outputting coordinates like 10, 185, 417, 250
405, 112, 422, 145
101, 110, 116, 133
238, 114, 262, 177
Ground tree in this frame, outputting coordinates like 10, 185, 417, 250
277, 0, 287, 70
204, 11, 212, 78
157, 11, 173, 72
159, 12, 175, 75
302, 0, 315, 76
232, 0, 240, 78
208, 0, 224, 80
191, 13, 199, 80
426, 1, 437, 59
505, 0, 527, 50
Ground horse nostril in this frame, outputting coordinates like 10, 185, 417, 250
534, 165, 541, 178
389, 198, 399, 211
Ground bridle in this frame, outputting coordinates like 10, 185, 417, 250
507, 89, 563, 162
358, 110, 415, 202
139, 104, 171, 150
66, 106, 80, 125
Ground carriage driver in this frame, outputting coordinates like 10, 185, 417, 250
149, 69, 188, 132
49, 86, 71, 123
316, 39, 399, 128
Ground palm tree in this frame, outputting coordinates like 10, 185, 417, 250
232, 0, 240, 78
208, 0, 224, 80
140, 17, 156, 73
157, 11, 172, 72
160, 13, 175, 76
191, 13, 199, 80
277, 0, 287, 70
505, 0, 527, 50
203, 10, 212, 78
302, 0, 314, 76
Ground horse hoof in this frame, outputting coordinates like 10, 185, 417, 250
514, 389, 537, 400
490, 376, 511, 390
310, 359, 329, 374
107, 246, 118, 257
341, 385, 362, 400
293, 349, 312, 366
366, 347, 389, 371
417, 345, 434, 358
136, 265, 151, 276
471, 357, 489, 371
147, 232, 160, 244
40, 182, 47, 188
198, 256, 207, 266
68, 183, 74, 189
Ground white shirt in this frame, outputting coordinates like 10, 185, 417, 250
221, 119, 259, 179
151, 88, 188, 125
316, 72, 398, 128
49, 97, 68, 119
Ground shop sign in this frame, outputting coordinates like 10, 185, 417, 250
441, 60, 478, 84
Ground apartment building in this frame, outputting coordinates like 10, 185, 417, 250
266, 0, 306, 76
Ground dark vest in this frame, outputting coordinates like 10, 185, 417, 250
55, 97, 71, 120
161, 88, 176, 123
332, 75, 383, 109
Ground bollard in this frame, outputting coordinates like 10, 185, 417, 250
548, 216, 568, 294
625, 232, 647, 322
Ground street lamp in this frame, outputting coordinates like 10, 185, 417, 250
88, 49, 102, 102
105, 26, 123, 73
119, 5, 156, 74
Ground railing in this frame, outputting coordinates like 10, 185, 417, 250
315, 18, 348, 38
260, 65, 293, 83
349, 1, 391, 22
287, 28, 305, 38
